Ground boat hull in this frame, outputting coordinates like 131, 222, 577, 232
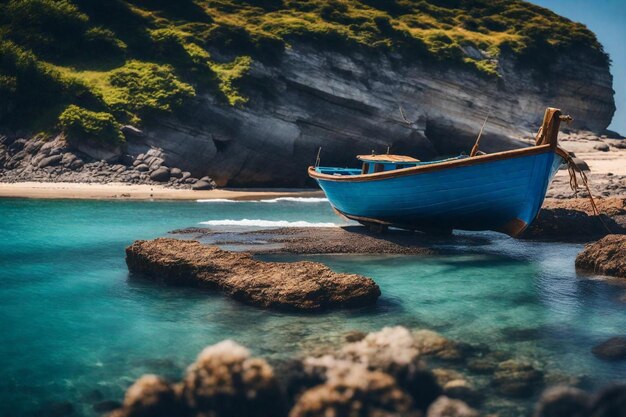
310, 147, 565, 236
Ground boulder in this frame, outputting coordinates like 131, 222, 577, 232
576, 235, 626, 278
192, 180, 214, 190
109, 375, 182, 417
492, 360, 543, 397
149, 167, 170, 182
135, 164, 149, 172
413, 329, 463, 361
533, 386, 590, 417
125, 238, 380, 310
594, 142, 610, 152
67, 137, 123, 163
121, 125, 144, 138
170, 167, 182, 178
591, 337, 626, 361
338, 326, 442, 411
289, 362, 415, 417
182, 340, 283, 417
38, 154, 63, 168
426, 396, 478, 417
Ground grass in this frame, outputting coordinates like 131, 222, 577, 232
0, 0, 608, 143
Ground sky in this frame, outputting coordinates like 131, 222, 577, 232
531, 0, 625, 134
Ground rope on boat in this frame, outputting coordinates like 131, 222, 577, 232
565, 155, 613, 234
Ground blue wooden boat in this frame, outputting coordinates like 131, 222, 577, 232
308, 108, 572, 236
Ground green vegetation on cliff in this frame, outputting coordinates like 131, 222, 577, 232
0, 0, 608, 143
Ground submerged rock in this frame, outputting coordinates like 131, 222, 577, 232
576, 235, 626, 278
591, 337, 626, 361
492, 360, 544, 398
413, 329, 464, 362
125, 238, 380, 310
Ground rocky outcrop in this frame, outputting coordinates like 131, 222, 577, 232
130, 43, 615, 186
575, 235, 626, 277
521, 198, 626, 242
0, 135, 212, 188
125, 238, 380, 310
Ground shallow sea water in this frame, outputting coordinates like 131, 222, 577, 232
0, 197, 625, 416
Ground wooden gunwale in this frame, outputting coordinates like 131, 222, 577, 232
309, 144, 560, 183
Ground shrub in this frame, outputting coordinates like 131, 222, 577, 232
209, 56, 252, 106
105, 61, 196, 117
58, 105, 124, 143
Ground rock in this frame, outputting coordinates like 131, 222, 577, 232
533, 386, 590, 417
413, 329, 463, 361
570, 157, 590, 171
69, 159, 84, 170
576, 235, 626, 278
492, 360, 543, 397
344, 330, 367, 343
591, 337, 626, 361
67, 136, 122, 163
38, 154, 63, 168
135, 163, 149, 172
149, 167, 170, 182
109, 375, 181, 417
60, 152, 77, 166
125, 238, 380, 310
185, 177, 198, 184
426, 396, 478, 417
121, 125, 144, 138
180, 171, 191, 181
588, 384, 626, 417
466, 358, 497, 374
8, 138, 26, 153
442, 379, 481, 406
294, 327, 441, 413
170, 167, 182, 178
191, 180, 214, 190
523, 207, 625, 242
182, 340, 283, 417
290, 362, 415, 417
594, 142, 610, 152
148, 157, 164, 170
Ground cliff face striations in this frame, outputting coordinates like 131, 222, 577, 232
140, 45, 615, 186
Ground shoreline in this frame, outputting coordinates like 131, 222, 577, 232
0, 181, 324, 201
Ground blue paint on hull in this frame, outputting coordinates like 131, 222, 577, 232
313, 150, 564, 233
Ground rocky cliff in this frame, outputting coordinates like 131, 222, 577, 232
139, 44, 615, 186
0, 0, 617, 187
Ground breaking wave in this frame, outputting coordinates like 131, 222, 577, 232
199, 219, 338, 228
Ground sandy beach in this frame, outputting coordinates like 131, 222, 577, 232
0, 181, 324, 201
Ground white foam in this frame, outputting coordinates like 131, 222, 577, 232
199, 219, 338, 228
196, 197, 328, 203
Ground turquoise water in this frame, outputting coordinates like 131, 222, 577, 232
1, 198, 625, 416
